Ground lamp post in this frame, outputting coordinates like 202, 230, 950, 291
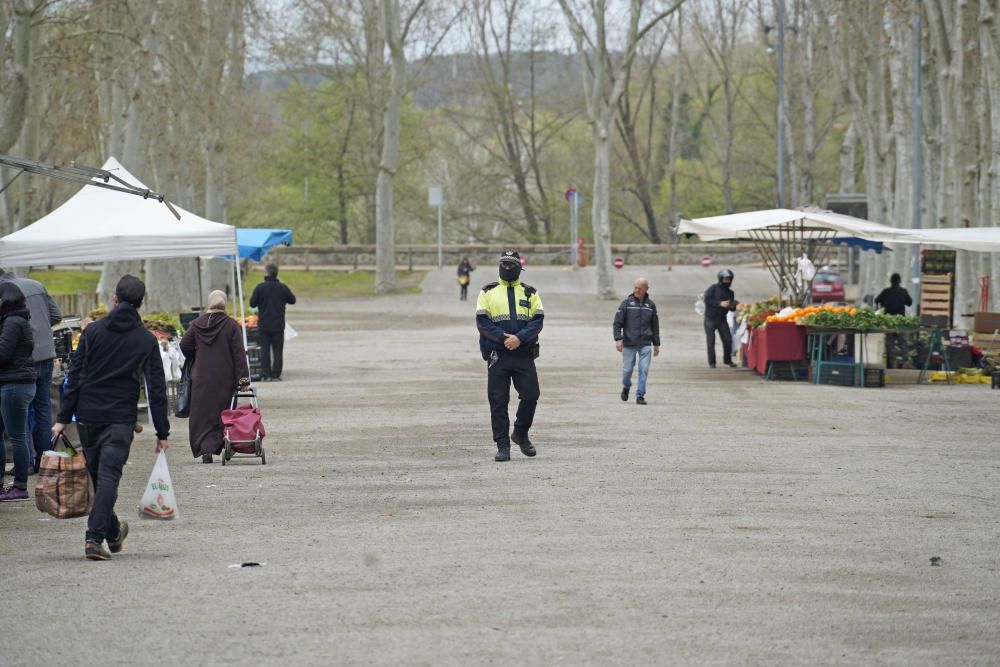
776, 0, 786, 208
428, 184, 443, 269
911, 0, 923, 304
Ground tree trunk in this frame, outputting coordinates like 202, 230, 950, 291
592, 120, 615, 299
375, 0, 404, 293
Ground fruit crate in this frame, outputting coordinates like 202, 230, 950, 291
808, 361, 857, 386
766, 361, 809, 381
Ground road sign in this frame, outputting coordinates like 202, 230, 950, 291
428, 185, 443, 207
700, 255, 712, 268
613, 257, 625, 269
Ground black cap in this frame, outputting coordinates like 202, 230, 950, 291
499, 250, 521, 265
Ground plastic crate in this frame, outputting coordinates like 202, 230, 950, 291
766, 361, 809, 381
247, 345, 263, 381
862, 367, 885, 388
809, 361, 857, 386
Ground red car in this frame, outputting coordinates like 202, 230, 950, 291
811, 270, 845, 302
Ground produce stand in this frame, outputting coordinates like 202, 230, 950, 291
805, 327, 898, 388
745, 322, 807, 379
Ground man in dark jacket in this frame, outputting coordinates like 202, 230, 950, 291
704, 269, 738, 368
52, 275, 169, 561
613, 277, 660, 404
876, 273, 913, 368
249, 264, 296, 381
0, 269, 62, 472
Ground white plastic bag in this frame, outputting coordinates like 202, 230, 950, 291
284, 324, 298, 341
694, 295, 706, 316
138, 451, 179, 520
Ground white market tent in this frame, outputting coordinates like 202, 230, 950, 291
0, 157, 248, 340
678, 207, 924, 302
905, 227, 1000, 252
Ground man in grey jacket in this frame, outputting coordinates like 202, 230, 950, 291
0, 270, 62, 472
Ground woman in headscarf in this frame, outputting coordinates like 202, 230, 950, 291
180, 291, 250, 463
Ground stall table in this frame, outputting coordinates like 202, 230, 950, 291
746, 322, 808, 379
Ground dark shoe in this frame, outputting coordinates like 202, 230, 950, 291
709, 363, 717, 368
636, 396, 647, 405
85, 542, 111, 561
494, 445, 511, 462
108, 522, 129, 554
201, 454, 214, 464
511, 433, 536, 457
724, 361, 737, 368
271, 377, 282, 382
621, 387, 629, 401
0, 486, 29, 502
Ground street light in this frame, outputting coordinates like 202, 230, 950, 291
428, 184, 443, 269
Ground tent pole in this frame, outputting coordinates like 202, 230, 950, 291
233, 241, 248, 351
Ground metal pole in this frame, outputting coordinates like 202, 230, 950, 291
911, 0, 923, 307
776, 0, 786, 208
571, 193, 578, 268
437, 204, 443, 269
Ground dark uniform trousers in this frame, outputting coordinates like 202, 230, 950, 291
704, 316, 733, 366
487, 351, 539, 446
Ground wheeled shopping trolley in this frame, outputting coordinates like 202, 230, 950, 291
221, 388, 266, 465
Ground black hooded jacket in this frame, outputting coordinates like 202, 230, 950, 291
249, 276, 296, 333
0, 309, 36, 383
57, 303, 170, 439
704, 279, 736, 321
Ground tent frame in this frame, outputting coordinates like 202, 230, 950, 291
746, 223, 838, 304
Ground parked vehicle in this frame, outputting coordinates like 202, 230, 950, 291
811, 270, 845, 302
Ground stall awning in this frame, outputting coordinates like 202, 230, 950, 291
236, 228, 293, 261
678, 207, 917, 243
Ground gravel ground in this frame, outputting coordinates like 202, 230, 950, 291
3, 268, 998, 666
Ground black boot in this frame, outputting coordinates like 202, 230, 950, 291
494, 444, 511, 462
511, 433, 536, 457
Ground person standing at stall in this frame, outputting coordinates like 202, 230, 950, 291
703, 269, 738, 368
0, 283, 37, 502
876, 273, 913, 368
180, 291, 250, 464
476, 251, 544, 462
457, 257, 475, 301
249, 264, 296, 382
613, 277, 660, 405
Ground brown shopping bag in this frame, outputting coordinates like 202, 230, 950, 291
35, 434, 94, 519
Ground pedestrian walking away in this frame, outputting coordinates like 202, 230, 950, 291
249, 263, 296, 382
0, 283, 37, 502
704, 269, 739, 368
475, 250, 544, 462
0, 268, 62, 473
613, 277, 660, 405
53, 275, 170, 561
876, 273, 914, 369
179, 290, 251, 464
457, 257, 475, 301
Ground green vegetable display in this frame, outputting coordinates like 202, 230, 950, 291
799, 308, 919, 331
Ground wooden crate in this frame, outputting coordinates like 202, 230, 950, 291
920, 273, 952, 326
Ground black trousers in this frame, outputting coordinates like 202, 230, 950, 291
487, 352, 539, 447
460, 284, 469, 301
704, 317, 733, 366
886, 332, 909, 369
258, 329, 285, 379
78, 422, 134, 544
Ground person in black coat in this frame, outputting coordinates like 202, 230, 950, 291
457, 257, 475, 301
0, 282, 37, 501
613, 277, 660, 404
703, 269, 738, 368
876, 273, 913, 368
249, 264, 296, 381
53, 274, 169, 560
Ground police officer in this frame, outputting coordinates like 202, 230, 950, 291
475, 250, 544, 462
703, 269, 738, 368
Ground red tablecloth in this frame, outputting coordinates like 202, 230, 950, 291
746, 322, 807, 374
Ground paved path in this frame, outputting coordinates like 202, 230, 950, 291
3, 276, 998, 665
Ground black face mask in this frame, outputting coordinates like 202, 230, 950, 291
499, 264, 521, 282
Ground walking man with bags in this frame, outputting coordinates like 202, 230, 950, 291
52, 275, 170, 561
475, 250, 544, 462
613, 277, 660, 405
249, 264, 296, 382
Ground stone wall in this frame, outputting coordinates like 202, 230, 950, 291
266, 243, 761, 269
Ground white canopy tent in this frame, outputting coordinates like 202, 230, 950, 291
904, 227, 1000, 252
678, 207, 925, 303
0, 157, 248, 342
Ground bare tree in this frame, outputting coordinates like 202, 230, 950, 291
557, 0, 684, 299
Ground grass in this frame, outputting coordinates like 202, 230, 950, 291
27, 268, 427, 301
28, 269, 100, 296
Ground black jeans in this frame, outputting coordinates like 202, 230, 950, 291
460, 284, 469, 301
704, 317, 733, 366
258, 329, 285, 379
78, 422, 134, 544
886, 332, 909, 369
487, 352, 540, 447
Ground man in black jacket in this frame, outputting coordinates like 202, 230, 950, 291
613, 277, 660, 404
704, 269, 738, 368
249, 264, 296, 381
53, 275, 169, 561
876, 273, 913, 368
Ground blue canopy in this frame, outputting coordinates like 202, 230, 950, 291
236, 228, 293, 261
829, 237, 884, 253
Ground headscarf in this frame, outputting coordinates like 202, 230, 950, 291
206, 290, 227, 313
